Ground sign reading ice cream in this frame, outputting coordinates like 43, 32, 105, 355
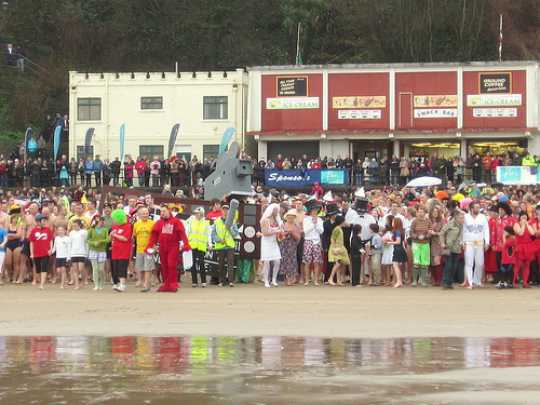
266, 97, 319, 110
467, 94, 522, 107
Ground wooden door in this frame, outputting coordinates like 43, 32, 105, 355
398, 92, 413, 129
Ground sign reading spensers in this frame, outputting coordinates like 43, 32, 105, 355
277, 77, 308, 97
480, 72, 511, 94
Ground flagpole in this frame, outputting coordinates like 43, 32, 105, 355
296, 22, 301, 65
498, 14, 503, 63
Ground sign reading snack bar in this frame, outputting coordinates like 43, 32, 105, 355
332, 96, 386, 109
338, 109, 381, 120
467, 94, 522, 107
414, 95, 457, 108
480, 72, 511, 94
473, 108, 518, 118
414, 109, 457, 119
277, 77, 308, 97
266, 97, 319, 110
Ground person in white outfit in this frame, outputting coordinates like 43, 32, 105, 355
68, 219, 88, 290
302, 201, 324, 285
462, 202, 490, 289
259, 203, 283, 288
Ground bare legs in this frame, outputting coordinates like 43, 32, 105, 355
303, 262, 321, 286
392, 262, 403, 288
328, 262, 344, 286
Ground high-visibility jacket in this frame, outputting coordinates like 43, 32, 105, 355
214, 218, 235, 250
522, 155, 536, 166
188, 217, 210, 252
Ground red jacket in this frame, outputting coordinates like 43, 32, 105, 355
488, 217, 504, 252
502, 236, 516, 265
135, 160, 147, 175
147, 216, 191, 252
111, 223, 133, 260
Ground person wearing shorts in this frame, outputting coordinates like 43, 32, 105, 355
133, 207, 155, 292
28, 214, 53, 290
410, 206, 432, 287
302, 201, 324, 286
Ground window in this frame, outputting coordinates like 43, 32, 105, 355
77, 98, 101, 121
175, 145, 192, 162
203, 96, 228, 120
76, 145, 94, 161
141, 96, 163, 110
139, 145, 164, 159
203, 144, 219, 160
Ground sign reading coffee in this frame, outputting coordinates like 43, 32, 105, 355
277, 77, 308, 97
480, 72, 511, 94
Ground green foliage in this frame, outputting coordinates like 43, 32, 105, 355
0, 0, 539, 132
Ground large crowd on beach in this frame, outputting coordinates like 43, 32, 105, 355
0, 175, 539, 293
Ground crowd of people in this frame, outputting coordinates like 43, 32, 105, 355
2, 148, 534, 192
0, 153, 215, 191
0, 178, 540, 292
254, 151, 532, 186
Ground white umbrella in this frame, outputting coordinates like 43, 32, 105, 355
406, 176, 442, 188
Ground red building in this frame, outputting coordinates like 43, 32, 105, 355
247, 62, 539, 161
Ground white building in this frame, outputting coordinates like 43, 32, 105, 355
68, 69, 249, 162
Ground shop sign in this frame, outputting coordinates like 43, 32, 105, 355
414, 109, 457, 119
467, 94, 522, 107
480, 72, 511, 94
265, 169, 348, 188
332, 96, 386, 109
497, 166, 540, 185
277, 76, 308, 97
338, 109, 381, 120
473, 108, 518, 118
413, 95, 457, 108
266, 97, 319, 110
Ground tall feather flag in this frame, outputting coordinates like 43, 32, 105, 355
119, 124, 126, 165
167, 123, 180, 158
84, 128, 95, 158
219, 127, 236, 155
53, 125, 62, 160
498, 14, 503, 62
295, 22, 303, 65
24, 127, 34, 155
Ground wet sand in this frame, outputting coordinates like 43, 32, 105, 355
2, 336, 540, 404
1, 283, 540, 337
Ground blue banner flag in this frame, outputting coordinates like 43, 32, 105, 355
119, 123, 125, 164
53, 125, 62, 160
219, 127, 236, 155
167, 123, 180, 158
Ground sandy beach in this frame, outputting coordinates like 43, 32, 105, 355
1, 283, 540, 338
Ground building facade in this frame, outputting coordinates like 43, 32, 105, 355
247, 62, 540, 161
68, 69, 248, 162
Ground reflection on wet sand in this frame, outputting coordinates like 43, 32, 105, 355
1, 336, 540, 404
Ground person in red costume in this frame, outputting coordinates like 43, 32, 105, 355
146, 205, 191, 292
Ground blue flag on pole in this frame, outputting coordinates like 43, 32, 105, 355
167, 123, 180, 158
119, 124, 126, 164
27, 138, 38, 154
84, 128, 95, 150
53, 125, 62, 160
219, 127, 236, 155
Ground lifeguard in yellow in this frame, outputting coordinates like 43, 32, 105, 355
186, 207, 212, 288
